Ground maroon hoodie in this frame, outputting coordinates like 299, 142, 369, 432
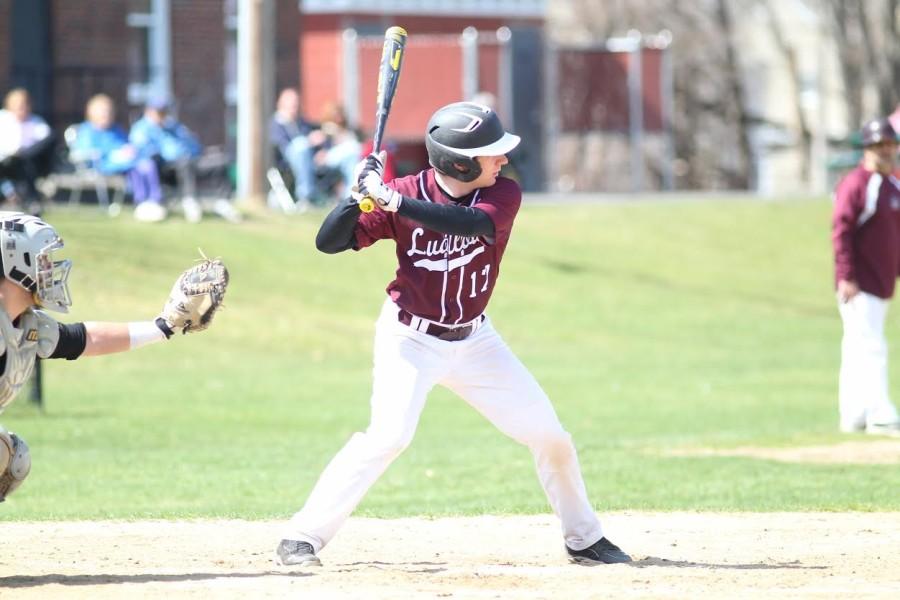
832, 165, 900, 298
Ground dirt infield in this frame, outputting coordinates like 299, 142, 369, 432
2, 513, 899, 599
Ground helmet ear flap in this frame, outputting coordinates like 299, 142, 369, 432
425, 134, 483, 183
446, 158, 482, 183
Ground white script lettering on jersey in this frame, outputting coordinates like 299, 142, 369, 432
406, 227, 485, 272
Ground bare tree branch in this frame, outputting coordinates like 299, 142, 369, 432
714, 0, 754, 188
761, 0, 812, 183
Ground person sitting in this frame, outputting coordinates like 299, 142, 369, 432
129, 93, 205, 222
314, 101, 362, 201
0, 88, 56, 211
269, 88, 326, 206
73, 94, 166, 222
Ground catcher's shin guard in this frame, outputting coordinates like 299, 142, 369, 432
0, 430, 32, 501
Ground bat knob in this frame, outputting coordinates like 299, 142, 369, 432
359, 197, 376, 213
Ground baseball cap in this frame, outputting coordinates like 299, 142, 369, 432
860, 117, 898, 147
145, 91, 173, 111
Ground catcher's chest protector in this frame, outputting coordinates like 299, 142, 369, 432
0, 307, 40, 412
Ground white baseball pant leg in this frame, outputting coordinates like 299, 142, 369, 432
440, 318, 604, 551
283, 299, 605, 552
838, 291, 900, 428
282, 300, 447, 551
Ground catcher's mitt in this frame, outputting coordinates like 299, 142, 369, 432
158, 256, 229, 336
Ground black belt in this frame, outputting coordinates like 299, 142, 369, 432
398, 309, 484, 342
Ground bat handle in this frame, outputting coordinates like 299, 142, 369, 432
358, 141, 383, 213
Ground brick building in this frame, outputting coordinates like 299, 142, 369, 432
0, 1, 558, 190
0, 0, 300, 153
298, 0, 547, 186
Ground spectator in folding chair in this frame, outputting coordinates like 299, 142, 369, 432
129, 93, 208, 222
73, 94, 166, 222
270, 88, 327, 207
314, 102, 363, 202
0, 88, 56, 213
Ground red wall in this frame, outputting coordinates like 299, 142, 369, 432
300, 11, 541, 130
356, 37, 464, 140
300, 31, 344, 122
557, 48, 664, 133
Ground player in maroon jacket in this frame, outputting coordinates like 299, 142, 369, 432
276, 102, 631, 567
832, 117, 900, 437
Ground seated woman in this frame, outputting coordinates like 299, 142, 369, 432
315, 102, 362, 200
0, 88, 56, 209
74, 94, 166, 222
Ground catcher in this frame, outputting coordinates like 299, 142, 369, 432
0, 210, 228, 502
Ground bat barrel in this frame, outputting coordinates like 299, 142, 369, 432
385, 25, 407, 40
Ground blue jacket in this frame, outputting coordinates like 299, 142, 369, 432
129, 116, 202, 162
73, 123, 138, 174
269, 115, 318, 154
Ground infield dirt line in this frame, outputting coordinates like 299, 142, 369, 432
1, 513, 898, 599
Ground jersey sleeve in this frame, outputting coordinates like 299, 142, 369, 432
353, 208, 396, 249
832, 174, 864, 283
353, 176, 414, 249
473, 177, 522, 246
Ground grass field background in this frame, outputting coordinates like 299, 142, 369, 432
2, 197, 898, 521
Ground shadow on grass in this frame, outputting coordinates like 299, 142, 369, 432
0, 570, 311, 588
631, 557, 827, 570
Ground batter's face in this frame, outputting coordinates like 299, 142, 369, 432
472, 154, 509, 187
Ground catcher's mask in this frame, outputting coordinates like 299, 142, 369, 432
0, 211, 72, 312
425, 101, 520, 182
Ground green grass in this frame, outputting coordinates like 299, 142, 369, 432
2, 197, 897, 520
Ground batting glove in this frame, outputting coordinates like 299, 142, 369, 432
353, 151, 387, 188
349, 183, 365, 204
361, 170, 402, 212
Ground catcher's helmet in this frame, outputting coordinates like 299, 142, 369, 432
860, 117, 898, 147
0, 211, 71, 312
425, 102, 520, 182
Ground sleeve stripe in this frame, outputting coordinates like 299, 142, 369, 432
858, 173, 883, 227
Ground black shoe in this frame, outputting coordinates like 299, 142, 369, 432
276, 539, 322, 567
566, 537, 632, 565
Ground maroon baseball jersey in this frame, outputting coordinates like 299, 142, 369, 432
354, 168, 521, 324
832, 165, 900, 298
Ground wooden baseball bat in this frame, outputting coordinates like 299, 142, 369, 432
359, 26, 408, 213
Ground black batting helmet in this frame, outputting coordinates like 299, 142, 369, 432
425, 102, 520, 182
860, 117, 898, 147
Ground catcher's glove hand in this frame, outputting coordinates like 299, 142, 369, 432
157, 255, 229, 337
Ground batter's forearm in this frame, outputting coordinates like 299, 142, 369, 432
316, 198, 361, 253
397, 196, 494, 237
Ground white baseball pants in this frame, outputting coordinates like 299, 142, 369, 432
283, 298, 605, 552
838, 291, 900, 429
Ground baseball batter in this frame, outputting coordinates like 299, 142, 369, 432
277, 102, 631, 567
0, 211, 228, 503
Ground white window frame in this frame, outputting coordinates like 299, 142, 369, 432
224, 0, 239, 106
